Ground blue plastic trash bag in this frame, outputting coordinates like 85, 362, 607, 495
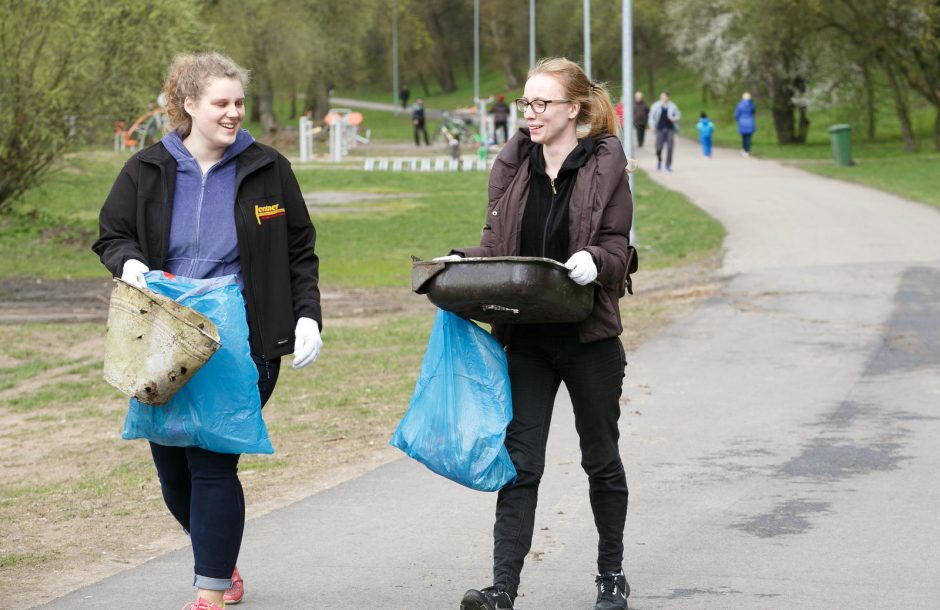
390, 309, 516, 491
122, 272, 273, 454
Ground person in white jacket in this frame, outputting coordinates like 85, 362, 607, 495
647, 91, 681, 171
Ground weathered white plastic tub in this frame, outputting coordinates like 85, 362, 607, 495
103, 279, 220, 405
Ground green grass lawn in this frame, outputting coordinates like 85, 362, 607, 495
791, 154, 940, 209
2, 152, 724, 281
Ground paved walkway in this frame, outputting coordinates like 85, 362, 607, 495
41, 138, 940, 609
329, 96, 445, 120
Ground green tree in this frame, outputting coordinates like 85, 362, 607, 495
205, 0, 375, 132
0, 0, 206, 213
669, 0, 818, 145
481, 1, 528, 89
632, 0, 676, 99
813, 0, 940, 151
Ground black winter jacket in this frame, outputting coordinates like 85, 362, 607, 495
92, 141, 321, 360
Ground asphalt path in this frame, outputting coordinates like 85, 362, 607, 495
328, 97, 446, 120
41, 137, 940, 609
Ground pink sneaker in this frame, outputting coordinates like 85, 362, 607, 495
223, 566, 244, 605
180, 597, 225, 610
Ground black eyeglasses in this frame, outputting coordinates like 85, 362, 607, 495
515, 98, 572, 113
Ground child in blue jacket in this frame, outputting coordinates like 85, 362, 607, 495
696, 112, 715, 158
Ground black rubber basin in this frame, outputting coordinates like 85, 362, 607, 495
412, 256, 594, 324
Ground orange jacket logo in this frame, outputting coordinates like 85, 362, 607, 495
255, 203, 285, 224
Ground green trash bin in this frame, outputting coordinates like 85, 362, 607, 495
827, 124, 853, 167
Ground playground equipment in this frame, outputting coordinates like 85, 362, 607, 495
435, 110, 476, 154
117, 107, 165, 151
312, 108, 370, 162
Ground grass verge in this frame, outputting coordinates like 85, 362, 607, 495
2, 155, 724, 282
790, 154, 940, 209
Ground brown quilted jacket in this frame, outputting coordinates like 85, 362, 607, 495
455, 129, 636, 343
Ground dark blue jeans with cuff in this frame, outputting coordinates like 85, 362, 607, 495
149, 354, 280, 590
492, 325, 629, 601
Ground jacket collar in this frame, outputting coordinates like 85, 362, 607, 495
529, 136, 595, 178
136, 137, 276, 178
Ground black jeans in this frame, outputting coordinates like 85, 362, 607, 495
493, 326, 628, 600
414, 123, 429, 146
635, 124, 646, 148
149, 354, 280, 590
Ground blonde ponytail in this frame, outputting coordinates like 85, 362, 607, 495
585, 82, 618, 138
528, 57, 618, 138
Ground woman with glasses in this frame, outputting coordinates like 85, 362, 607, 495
444, 57, 635, 610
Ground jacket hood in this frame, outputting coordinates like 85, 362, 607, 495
160, 128, 255, 168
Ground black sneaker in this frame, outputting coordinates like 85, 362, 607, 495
595, 569, 629, 610
460, 586, 514, 610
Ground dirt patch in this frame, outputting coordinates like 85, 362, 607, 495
0, 258, 724, 608
303, 190, 425, 214
0, 278, 435, 326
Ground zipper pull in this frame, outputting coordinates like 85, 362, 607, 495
550, 178, 557, 195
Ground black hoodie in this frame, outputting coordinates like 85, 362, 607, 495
519, 137, 596, 263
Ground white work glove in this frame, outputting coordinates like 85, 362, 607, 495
432, 254, 463, 262
564, 250, 598, 285
121, 259, 150, 289
292, 317, 322, 369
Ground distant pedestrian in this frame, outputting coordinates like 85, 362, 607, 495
411, 98, 429, 146
735, 91, 756, 157
633, 91, 649, 148
93, 52, 322, 610
648, 91, 680, 171
696, 112, 715, 158
400, 84, 410, 109
490, 95, 511, 145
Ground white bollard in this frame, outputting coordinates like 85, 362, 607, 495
299, 116, 310, 162
330, 120, 342, 163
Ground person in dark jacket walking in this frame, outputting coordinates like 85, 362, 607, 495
632, 91, 649, 148
439, 57, 635, 610
411, 97, 430, 146
734, 91, 756, 156
400, 84, 410, 109
92, 52, 322, 610
490, 95, 511, 145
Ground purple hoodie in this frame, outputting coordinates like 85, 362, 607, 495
161, 129, 255, 283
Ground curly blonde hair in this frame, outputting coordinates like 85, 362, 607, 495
529, 57, 617, 138
162, 52, 250, 137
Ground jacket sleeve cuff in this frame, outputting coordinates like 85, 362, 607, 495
295, 305, 323, 331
